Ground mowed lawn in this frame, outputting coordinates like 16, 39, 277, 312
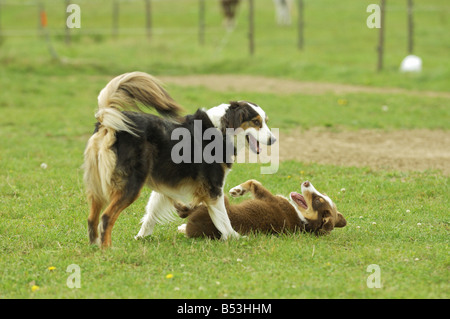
0, 0, 449, 298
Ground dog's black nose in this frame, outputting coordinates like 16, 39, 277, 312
268, 136, 277, 145
303, 181, 310, 187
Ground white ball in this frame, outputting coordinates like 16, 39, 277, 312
400, 55, 422, 72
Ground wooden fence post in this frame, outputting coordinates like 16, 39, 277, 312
65, 0, 71, 45
248, 0, 254, 55
407, 0, 413, 54
377, 0, 385, 71
297, 0, 304, 50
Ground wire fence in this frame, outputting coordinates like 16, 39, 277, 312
0, 0, 447, 69
0, 0, 297, 54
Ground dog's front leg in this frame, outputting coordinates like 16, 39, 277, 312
135, 191, 175, 239
206, 194, 240, 240
229, 179, 273, 200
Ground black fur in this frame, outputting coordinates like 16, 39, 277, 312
105, 108, 237, 200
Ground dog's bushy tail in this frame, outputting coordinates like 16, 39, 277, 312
95, 71, 184, 136
84, 72, 184, 201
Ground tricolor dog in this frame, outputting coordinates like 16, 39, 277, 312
83, 72, 276, 248
176, 180, 347, 238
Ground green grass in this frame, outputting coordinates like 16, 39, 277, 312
0, 158, 448, 298
0, 0, 449, 299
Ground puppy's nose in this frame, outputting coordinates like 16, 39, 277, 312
303, 181, 310, 187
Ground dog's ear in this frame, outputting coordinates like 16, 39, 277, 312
228, 101, 246, 129
220, 101, 243, 131
321, 216, 335, 234
335, 211, 347, 228
229, 101, 240, 109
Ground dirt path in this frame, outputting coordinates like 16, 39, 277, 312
160, 74, 450, 175
161, 74, 450, 98
279, 129, 450, 175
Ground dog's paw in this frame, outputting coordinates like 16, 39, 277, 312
229, 185, 246, 197
177, 224, 187, 234
220, 230, 241, 240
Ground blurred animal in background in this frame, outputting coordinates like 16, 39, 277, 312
220, 0, 240, 30
274, 0, 293, 26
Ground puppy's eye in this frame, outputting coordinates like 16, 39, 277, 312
252, 120, 261, 126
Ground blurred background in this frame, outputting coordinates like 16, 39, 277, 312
0, 0, 448, 90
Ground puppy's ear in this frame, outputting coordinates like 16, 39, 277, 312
335, 211, 347, 228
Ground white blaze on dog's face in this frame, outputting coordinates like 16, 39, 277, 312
224, 101, 276, 154
290, 181, 346, 234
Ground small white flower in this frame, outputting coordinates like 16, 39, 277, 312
356, 226, 361, 229
372, 222, 377, 225
340, 188, 346, 193
417, 223, 422, 226
359, 216, 364, 219
414, 258, 420, 261
406, 209, 411, 213
236, 258, 243, 262
40, 163, 48, 169
382, 105, 389, 112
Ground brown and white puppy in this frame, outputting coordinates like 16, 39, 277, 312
290, 181, 347, 235
176, 180, 346, 238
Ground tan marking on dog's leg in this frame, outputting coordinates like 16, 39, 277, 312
87, 194, 104, 245
99, 191, 139, 248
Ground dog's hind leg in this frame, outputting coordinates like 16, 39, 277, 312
98, 188, 141, 248
87, 193, 104, 245
206, 194, 240, 240
135, 191, 176, 239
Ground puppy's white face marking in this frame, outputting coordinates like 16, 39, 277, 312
301, 182, 334, 208
288, 198, 309, 224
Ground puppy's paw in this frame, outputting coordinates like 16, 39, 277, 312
229, 185, 246, 197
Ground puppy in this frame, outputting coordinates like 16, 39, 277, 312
83, 72, 276, 247
176, 180, 346, 238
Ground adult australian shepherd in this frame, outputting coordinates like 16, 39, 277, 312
83, 72, 276, 248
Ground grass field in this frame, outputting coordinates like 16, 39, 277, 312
0, 0, 449, 299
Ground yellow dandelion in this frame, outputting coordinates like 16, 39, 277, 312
287, 175, 291, 179
48, 266, 56, 271
31, 285, 40, 292
337, 99, 348, 106
166, 273, 174, 279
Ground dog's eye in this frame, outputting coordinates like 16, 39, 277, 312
252, 120, 261, 126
